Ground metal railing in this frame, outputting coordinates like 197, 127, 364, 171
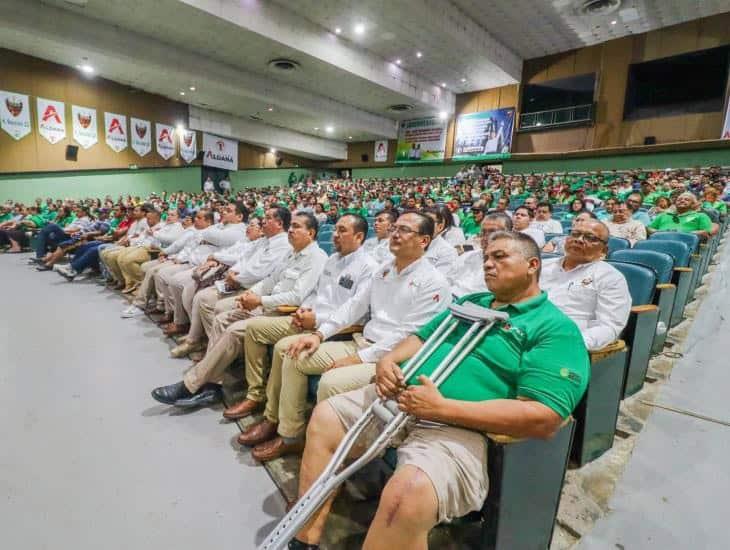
519, 103, 595, 131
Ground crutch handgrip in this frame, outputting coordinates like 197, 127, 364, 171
372, 401, 396, 423
449, 302, 510, 322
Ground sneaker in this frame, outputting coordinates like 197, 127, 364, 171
121, 305, 145, 319
27, 257, 42, 265
55, 264, 77, 280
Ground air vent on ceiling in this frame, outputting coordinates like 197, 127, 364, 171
576, 0, 621, 16
387, 104, 415, 113
249, 114, 263, 121
268, 59, 300, 72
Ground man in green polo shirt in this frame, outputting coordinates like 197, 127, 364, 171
648, 192, 713, 241
287, 231, 589, 550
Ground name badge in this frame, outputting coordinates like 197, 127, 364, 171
339, 274, 354, 289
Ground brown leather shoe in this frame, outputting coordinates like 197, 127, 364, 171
237, 419, 278, 447
251, 436, 305, 462
163, 323, 190, 336
222, 399, 263, 420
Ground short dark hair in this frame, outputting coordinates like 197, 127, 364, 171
294, 210, 319, 237
375, 209, 398, 225
483, 212, 513, 231
341, 213, 368, 243
487, 230, 542, 279
409, 212, 435, 240
233, 201, 249, 222
536, 201, 553, 212
198, 208, 215, 225
422, 207, 446, 237
271, 206, 292, 231
513, 205, 535, 219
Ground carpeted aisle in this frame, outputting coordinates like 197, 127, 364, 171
0, 254, 286, 550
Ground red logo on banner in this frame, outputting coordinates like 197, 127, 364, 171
108, 118, 124, 134
6, 98, 23, 117
135, 124, 147, 138
78, 113, 92, 128
159, 128, 172, 143
42, 105, 61, 123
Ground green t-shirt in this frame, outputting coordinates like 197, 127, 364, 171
410, 292, 589, 419
20, 214, 47, 229
648, 211, 713, 233
41, 210, 58, 222
108, 217, 121, 230
59, 214, 76, 227
702, 200, 727, 215
0, 212, 11, 223
461, 213, 480, 236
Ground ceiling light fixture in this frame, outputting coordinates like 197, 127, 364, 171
441, 82, 446, 87
611, 19, 617, 25
335, 27, 342, 34
438, 111, 448, 120
189, 86, 196, 91
461, 78, 467, 83
354, 22, 365, 35
416, 51, 422, 58
314, 127, 319, 131
270, 148, 276, 154
77, 64, 94, 74
348, 136, 353, 139
176, 124, 185, 133
395, 59, 402, 65
267, 106, 274, 112
325, 125, 334, 133
179, 91, 185, 96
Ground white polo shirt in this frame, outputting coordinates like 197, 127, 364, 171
531, 218, 563, 235
318, 257, 451, 363
540, 257, 631, 351
425, 234, 459, 284
231, 232, 291, 287
363, 236, 393, 264
451, 250, 487, 298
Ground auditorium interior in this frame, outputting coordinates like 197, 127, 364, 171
2, 1, 730, 549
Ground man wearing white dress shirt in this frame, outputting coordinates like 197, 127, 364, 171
254, 212, 451, 460
512, 205, 546, 248
530, 202, 563, 235
169, 207, 292, 357
363, 209, 396, 264
231, 215, 378, 458
151, 212, 328, 409
423, 206, 459, 284
540, 219, 631, 351
452, 212, 512, 298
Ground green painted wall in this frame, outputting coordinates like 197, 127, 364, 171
351, 163, 475, 179
502, 148, 730, 174
231, 168, 313, 189
0, 166, 202, 203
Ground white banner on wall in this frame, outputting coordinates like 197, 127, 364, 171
72, 105, 98, 149
130, 117, 151, 157
37, 97, 66, 144
374, 140, 388, 162
180, 129, 197, 164
155, 123, 176, 160
104, 112, 128, 152
722, 101, 730, 139
202, 132, 238, 171
0, 90, 32, 140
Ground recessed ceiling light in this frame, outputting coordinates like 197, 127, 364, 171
460, 78, 467, 83
395, 58, 402, 65
335, 27, 342, 34
611, 20, 617, 25
313, 127, 319, 131
176, 124, 185, 133
348, 136, 353, 139
179, 91, 185, 96
325, 125, 334, 133
441, 82, 446, 87
354, 23, 365, 35
267, 106, 274, 112
189, 86, 196, 91
416, 51, 422, 58
270, 147, 276, 154
438, 111, 448, 120
78, 64, 94, 74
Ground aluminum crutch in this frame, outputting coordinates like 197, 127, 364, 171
258, 303, 509, 550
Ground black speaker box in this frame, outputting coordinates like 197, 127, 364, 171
361, 153, 369, 162
65, 145, 79, 161
644, 136, 656, 145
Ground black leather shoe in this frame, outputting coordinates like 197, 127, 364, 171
173, 384, 222, 408
151, 381, 192, 405
35, 264, 52, 271
288, 539, 319, 550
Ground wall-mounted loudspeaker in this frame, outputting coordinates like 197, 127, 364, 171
196, 150, 205, 161
275, 155, 283, 167
644, 136, 656, 145
65, 145, 79, 161
361, 153, 369, 162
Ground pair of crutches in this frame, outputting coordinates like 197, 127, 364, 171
259, 302, 510, 550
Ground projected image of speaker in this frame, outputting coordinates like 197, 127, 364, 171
65, 145, 79, 161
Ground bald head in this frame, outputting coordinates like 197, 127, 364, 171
565, 219, 609, 264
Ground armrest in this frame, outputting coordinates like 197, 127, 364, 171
336, 324, 364, 336
631, 304, 658, 314
656, 283, 676, 290
674, 267, 692, 273
589, 339, 626, 362
275, 305, 298, 314
486, 417, 572, 445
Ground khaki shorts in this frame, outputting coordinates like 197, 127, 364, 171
326, 384, 489, 523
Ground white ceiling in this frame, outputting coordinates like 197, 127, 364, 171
0, 0, 727, 159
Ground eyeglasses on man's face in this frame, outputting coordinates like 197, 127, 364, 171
391, 224, 420, 236
568, 230, 606, 244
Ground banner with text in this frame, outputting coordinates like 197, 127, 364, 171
72, 105, 98, 149
37, 97, 66, 144
155, 123, 176, 160
104, 112, 128, 152
395, 117, 447, 163
130, 117, 151, 157
0, 90, 32, 140
374, 140, 388, 162
202, 132, 238, 171
180, 129, 197, 164
452, 108, 515, 161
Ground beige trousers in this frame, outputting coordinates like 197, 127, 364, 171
132, 259, 166, 308
263, 335, 374, 439
154, 263, 190, 315
167, 267, 195, 325
117, 246, 152, 288
100, 246, 127, 283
